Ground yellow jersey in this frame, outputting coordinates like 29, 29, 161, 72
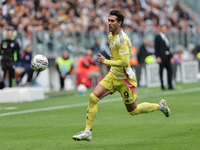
103, 29, 135, 80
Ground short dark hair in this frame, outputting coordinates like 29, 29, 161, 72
109, 9, 126, 27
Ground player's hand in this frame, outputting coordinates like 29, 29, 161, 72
97, 54, 106, 64
156, 57, 162, 64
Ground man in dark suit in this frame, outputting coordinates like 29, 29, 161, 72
154, 24, 173, 90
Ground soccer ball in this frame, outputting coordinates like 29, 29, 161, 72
77, 84, 87, 95
31, 54, 48, 72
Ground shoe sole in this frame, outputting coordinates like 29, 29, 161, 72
72, 136, 92, 141
73, 137, 81, 141
160, 99, 170, 117
164, 106, 170, 117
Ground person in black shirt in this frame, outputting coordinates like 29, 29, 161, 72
0, 26, 20, 87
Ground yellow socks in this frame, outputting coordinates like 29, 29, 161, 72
86, 93, 100, 130
85, 94, 160, 128
129, 102, 160, 115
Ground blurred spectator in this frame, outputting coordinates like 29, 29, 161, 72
192, 45, 200, 60
170, 49, 183, 82
77, 49, 100, 88
179, 9, 190, 20
130, 45, 138, 66
77, 51, 92, 88
92, 38, 108, 78
197, 52, 200, 61
24, 25, 33, 44
171, 50, 183, 64
92, 38, 102, 58
0, 26, 20, 87
55, 51, 73, 91
85, 49, 100, 80
1, 0, 199, 36
136, 37, 155, 87
101, 39, 110, 76
17, 45, 38, 86
101, 40, 110, 60
137, 37, 155, 64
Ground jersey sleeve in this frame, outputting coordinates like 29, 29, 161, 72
103, 39, 130, 67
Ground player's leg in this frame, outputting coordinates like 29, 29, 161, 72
73, 73, 114, 141
86, 83, 112, 130
127, 99, 170, 117
127, 99, 160, 114
72, 83, 111, 141
119, 79, 170, 117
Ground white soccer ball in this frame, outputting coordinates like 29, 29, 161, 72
77, 84, 87, 94
31, 54, 48, 72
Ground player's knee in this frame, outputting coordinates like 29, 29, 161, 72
89, 93, 100, 104
129, 110, 136, 116
129, 107, 138, 115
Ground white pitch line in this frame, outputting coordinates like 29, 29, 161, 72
0, 87, 200, 117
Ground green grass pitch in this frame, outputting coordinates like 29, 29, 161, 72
0, 83, 200, 150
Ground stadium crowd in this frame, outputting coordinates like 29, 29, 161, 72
0, 0, 199, 35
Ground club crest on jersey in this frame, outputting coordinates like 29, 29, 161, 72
10, 43, 15, 47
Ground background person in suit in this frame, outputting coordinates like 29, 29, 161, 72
154, 24, 173, 90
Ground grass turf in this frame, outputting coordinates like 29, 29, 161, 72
0, 82, 200, 150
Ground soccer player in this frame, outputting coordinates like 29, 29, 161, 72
72, 9, 170, 141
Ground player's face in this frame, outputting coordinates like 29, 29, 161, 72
108, 15, 121, 34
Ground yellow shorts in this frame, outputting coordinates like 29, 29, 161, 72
99, 72, 137, 104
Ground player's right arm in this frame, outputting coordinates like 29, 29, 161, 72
98, 38, 130, 67
97, 53, 129, 67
